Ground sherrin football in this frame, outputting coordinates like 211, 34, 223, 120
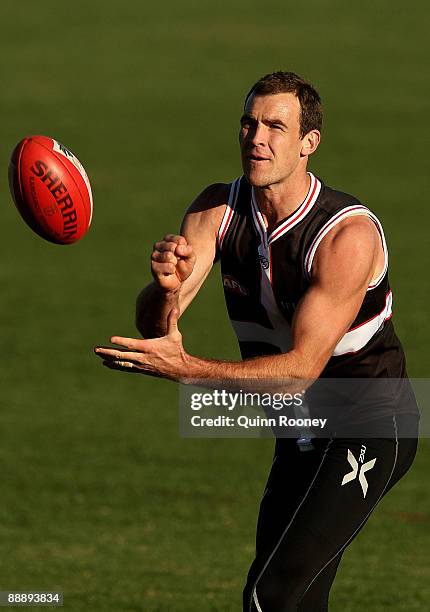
8, 135, 93, 244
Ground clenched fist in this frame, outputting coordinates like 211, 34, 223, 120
151, 234, 196, 293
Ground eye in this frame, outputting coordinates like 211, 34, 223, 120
240, 115, 256, 129
271, 124, 284, 131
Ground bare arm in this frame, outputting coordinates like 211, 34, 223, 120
136, 183, 228, 337
184, 216, 380, 380
96, 216, 381, 384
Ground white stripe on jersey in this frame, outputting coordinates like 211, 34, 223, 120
333, 290, 393, 356
251, 172, 321, 245
226, 178, 392, 359
217, 177, 240, 249
304, 205, 389, 290
242, 173, 322, 353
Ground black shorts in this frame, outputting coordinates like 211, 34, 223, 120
243, 414, 419, 612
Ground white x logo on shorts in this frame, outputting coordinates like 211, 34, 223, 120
341, 449, 377, 498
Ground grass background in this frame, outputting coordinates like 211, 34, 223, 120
0, 1, 429, 609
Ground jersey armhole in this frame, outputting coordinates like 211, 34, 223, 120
304, 205, 389, 290
217, 177, 241, 251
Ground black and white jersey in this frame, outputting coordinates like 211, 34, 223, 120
217, 173, 406, 380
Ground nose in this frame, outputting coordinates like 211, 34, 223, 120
249, 122, 268, 147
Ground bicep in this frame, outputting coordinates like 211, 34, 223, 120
177, 184, 227, 313
177, 215, 216, 312
290, 219, 379, 377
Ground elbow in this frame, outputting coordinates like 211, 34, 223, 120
290, 348, 329, 381
135, 317, 145, 337
306, 364, 325, 381
135, 286, 150, 336
135, 295, 143, 335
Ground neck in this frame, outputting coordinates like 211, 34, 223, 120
253, 171, 311, 232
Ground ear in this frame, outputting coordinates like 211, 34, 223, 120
300, 130, 321, 157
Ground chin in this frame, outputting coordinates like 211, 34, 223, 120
245, 173, 272, 188
243, 168, 270, 188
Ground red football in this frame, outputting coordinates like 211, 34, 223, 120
8, 135, 93, 244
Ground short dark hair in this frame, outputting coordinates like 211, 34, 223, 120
244, 71, 322, 137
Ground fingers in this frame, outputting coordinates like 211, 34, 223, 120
94, 334, 160, 362
94, 342, 162, 377
153, 236, 194, 260
163, 234, 187, 245
151, 250, 178, 265
151, 250, 178, 277
110, 336, 149, 349
151, 234, 195, 288
94, 346, 143, 362
95, 332, 155, 352
102, 360, 160, 377
175, 243, 194, 259
102, 360, 138, 371
176, 258, 193, 279
153, 240, 180, 255
153, 235, 186, 254
95, 347, 150, 374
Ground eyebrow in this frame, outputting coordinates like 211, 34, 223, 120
240, 113, 288, 127
240, 113, 254, 124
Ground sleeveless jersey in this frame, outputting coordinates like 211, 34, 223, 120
217, 173, 419, 425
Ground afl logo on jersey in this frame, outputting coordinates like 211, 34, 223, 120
259, 255, 270, 270
223, 275, 250, 297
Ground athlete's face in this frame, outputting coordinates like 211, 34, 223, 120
239, 93, 317, 188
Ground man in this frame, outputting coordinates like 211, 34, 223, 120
95, 72, 419, 611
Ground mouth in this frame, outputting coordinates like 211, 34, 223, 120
246, 154, 270, 162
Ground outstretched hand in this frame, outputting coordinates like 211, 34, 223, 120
94, 308, 189, 381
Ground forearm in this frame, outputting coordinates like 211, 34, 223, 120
136, 283, 179, 338
98, 312, 328, 393
183, 350, 320, 392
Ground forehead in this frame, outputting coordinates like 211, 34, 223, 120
244, 92, 301, 123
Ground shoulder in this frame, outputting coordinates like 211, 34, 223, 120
319, 215, 379, 253
312, 179, 382, 250
186, 182, 231, 214
181, 182, 232, 238
316, 181, 363, 214
312, 215, 379, 281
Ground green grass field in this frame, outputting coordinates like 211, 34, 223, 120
0, 1, 429, 609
